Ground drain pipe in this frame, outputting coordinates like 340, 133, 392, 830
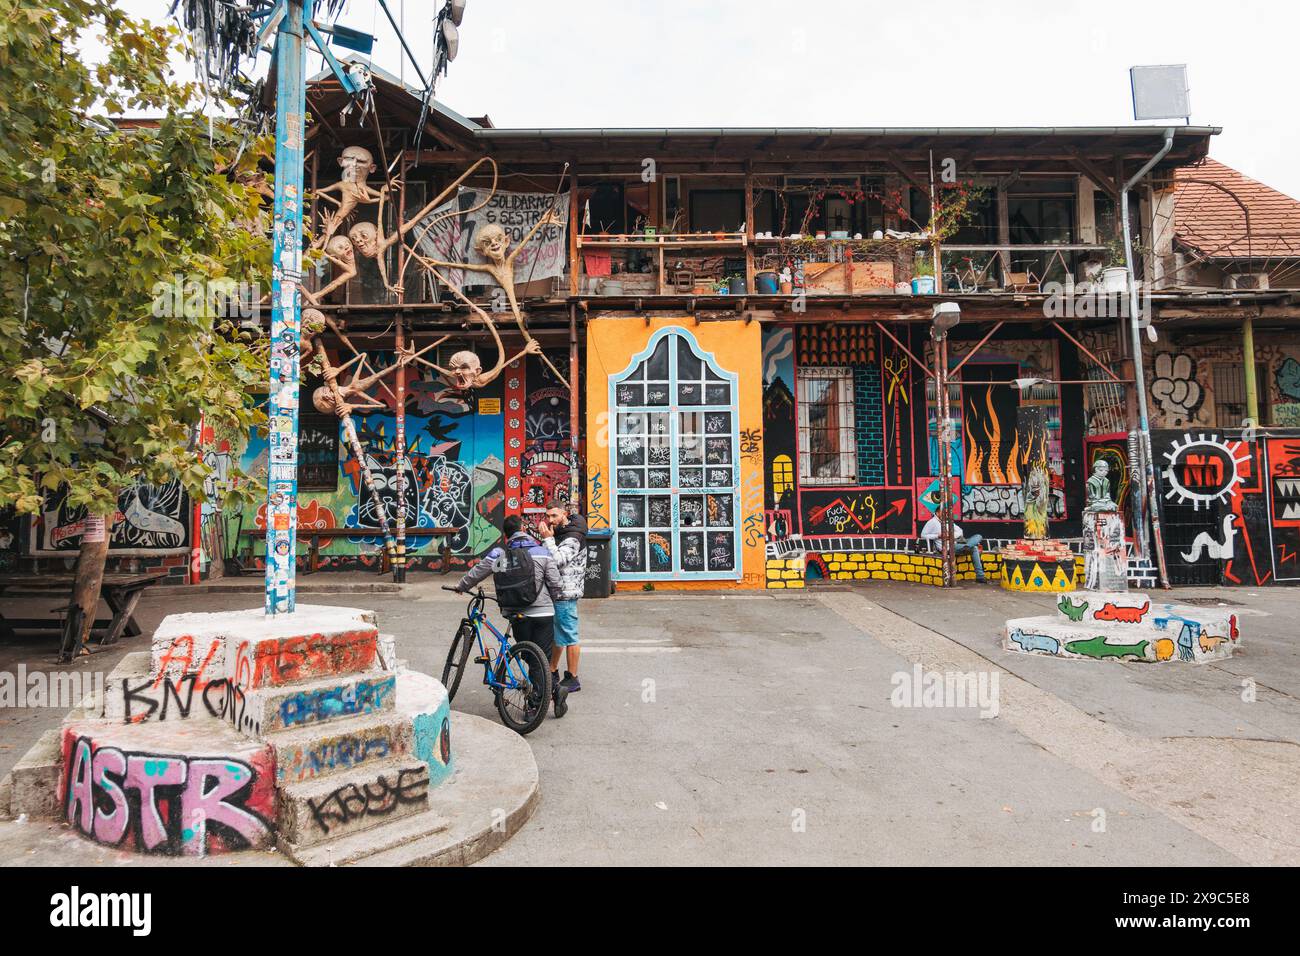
1122, 127, 1174, 589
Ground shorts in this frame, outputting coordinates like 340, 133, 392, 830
553, 600, 580, 646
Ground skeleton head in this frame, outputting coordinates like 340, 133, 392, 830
447, 350, 484, 390
348, 221, 379, 259
312, 384, 338, 414
325, 234, 355, 264
302, 308, 327, 342
473, 223, 509, 264
338, 146, 376, 184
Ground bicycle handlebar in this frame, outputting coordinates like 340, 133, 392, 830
441, 585, 499, 604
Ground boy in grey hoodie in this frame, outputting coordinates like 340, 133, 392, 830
456, 513, 569, 715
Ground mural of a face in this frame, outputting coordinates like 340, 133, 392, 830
448, 350, 483, 390
348, 221, 379, 259
338, 145, 376, 184
473, 224, 509, 264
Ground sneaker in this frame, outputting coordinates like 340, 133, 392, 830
552, 681, 569, 718
560, 671, 581, 693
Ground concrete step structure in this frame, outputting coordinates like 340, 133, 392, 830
11, 604, 486, 862
1051, 591, 1240, 644
277, 756, 434, 850
150, 604, 379, 689
268, 709, 414, 786
55, 718, 278, 855
1004, 590, 1242, 663
5, 727, 62, 820
285, 712, 537, 868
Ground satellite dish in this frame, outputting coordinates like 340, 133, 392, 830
1130, 64, 1191, 122
448, 0, 467, 26
442, 19, 459, 61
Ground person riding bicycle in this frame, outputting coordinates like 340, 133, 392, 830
454, 514, 571, 716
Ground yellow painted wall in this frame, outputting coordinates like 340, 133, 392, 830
586, 316, 766, 590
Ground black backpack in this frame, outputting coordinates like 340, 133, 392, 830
493, 544, 539, 613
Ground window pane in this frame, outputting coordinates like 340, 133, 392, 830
617, 496, 645, 528
706, 494, 734, 527
617, 436, 646, 466
705, 437, 731, 465
616, 382, 644, 405
646, 383, 670, 406
679, 496, 705, 527
678, 381, 702, 405
646, 337, 670, 380
647, 468, 672, 488
648, 532, 672, 572
706, 466, 733, 487
679, 435, 703, 464
679, 531, 705, 570
618, 533, 645, 573
648, 496, 672, 528
679, 468, 704, 489
617, 468, 644, 489
677, 338, 702, 380
618, 412, 646, 434
647, 436, 672, 468
704, 384, 730, 405
798, 368, 856, 484
707, 531, 735, 571
704, 411, 731, 435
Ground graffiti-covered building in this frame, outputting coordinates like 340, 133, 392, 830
14, 58, 1300, 592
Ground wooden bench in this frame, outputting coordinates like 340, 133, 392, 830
0, 572, 167, 656
240, 526, 459, 574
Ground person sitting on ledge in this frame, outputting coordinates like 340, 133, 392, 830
921, 507, 989, 583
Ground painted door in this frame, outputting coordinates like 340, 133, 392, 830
610, 327, 741, 581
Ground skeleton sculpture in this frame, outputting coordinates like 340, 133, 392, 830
317, 156, 499, 295
313, 146, 390, 249
298, 310, 443, 567
404, 208, 569, 388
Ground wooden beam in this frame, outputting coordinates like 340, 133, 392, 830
879, 149, 929, 193
1067, 150, 1120, 200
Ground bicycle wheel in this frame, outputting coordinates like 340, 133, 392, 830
441, 620, 476, 702
493, 641, 550, 735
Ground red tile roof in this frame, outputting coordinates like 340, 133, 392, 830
1174, 158, 1300, 260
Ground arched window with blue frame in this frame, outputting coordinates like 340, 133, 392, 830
609, 326, 740, 580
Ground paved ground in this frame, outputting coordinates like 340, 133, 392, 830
2, 575, 1296, 865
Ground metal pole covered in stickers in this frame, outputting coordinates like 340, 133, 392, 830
264, 0, 309, 615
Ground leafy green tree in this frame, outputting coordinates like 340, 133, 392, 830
0, 0, 269, 651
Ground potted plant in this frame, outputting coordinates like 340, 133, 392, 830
911, 256, 936, 295
1092, 235, 1129, 293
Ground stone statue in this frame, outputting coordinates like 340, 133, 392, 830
1083, 459, 1119, 514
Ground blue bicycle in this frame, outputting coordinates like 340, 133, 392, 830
440, 585, 554, 735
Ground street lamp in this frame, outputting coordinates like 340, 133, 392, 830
931, 302, 960, 587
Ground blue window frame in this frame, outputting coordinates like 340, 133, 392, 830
609, 327, 741, 581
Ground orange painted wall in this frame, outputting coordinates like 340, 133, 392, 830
586, 316, 765, 590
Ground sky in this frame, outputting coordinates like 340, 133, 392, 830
121, 0, 1300, 198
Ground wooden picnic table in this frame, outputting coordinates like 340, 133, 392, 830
0, 572, 167, 654
239, 526, 458, 574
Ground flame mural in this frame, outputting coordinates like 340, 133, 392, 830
962, 376, 1020, 486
